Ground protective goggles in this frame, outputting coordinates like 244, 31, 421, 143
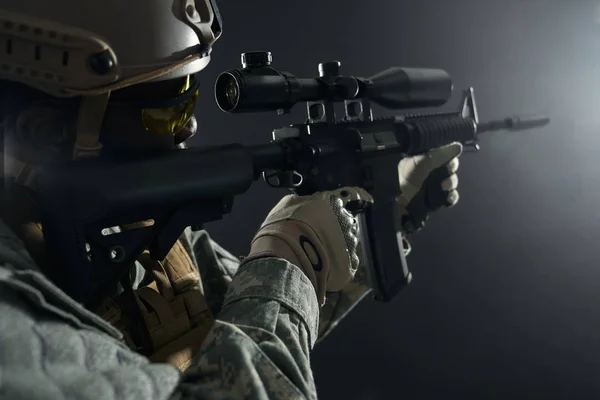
140, 75, 199, 135
111, 74, 201, 135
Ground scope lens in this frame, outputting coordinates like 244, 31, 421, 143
215, 72, 241, 112
224, 78, 239, 107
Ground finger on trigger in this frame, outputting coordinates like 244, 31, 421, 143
353, 187, 374, 203
446, 189, 460, 207
447, 157, 460, 174
441, 174, 459, 191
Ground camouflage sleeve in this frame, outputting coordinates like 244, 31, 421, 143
316, 235, 412, 343
316, 252, 372, 343
173, 258, 320, 400
183, 228, 241, 315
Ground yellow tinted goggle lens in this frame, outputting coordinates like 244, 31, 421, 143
141, 76, 198, 134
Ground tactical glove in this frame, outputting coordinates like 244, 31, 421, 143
244, 188, 370, 306
396, 142, 463, 234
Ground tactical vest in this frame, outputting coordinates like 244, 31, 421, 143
0, 183, 214, 371
96, 241, 214, 370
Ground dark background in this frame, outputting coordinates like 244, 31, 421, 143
195, 0, 600, 398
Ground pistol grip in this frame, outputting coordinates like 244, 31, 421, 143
356, 197, 411, 302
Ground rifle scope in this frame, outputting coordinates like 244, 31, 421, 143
214, 51, 454, 113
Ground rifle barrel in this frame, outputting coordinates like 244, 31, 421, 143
478, 115, 550, 133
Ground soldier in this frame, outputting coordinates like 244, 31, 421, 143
0, 0, 462, 398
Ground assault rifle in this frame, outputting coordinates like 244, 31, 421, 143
35, 51, 550, 309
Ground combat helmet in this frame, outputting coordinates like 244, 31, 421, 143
0, 0, 222, 158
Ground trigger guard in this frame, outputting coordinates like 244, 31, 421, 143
262, 170, 304, 188
262, 171, 282, 188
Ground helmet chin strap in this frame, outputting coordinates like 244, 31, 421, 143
73, 92, 111, 160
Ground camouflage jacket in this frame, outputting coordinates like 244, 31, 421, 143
0, 217, 371, 399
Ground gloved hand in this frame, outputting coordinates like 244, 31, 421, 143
396, 142, 463, 234
245, 188, 371, 306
